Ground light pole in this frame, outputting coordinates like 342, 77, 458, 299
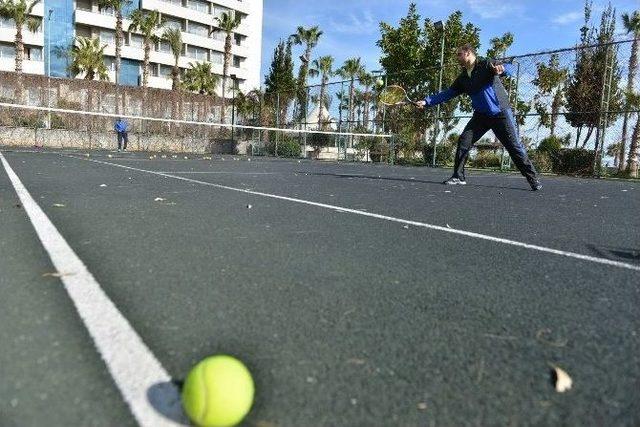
431, 20, 445, 167
230, 74, 237, 144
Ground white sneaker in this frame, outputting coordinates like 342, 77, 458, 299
443, 177, 467, 185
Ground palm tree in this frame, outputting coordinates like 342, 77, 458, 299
625, 90, 640, 175
621, 11, 640, 172
0, 0, 41, 73
183, 62, 220, 95
289, 26, 323, 121
162, 27, 183, 90
211, 11, 241, 123
358, 72, 375, 131
128, 9, 163, 87
97, 0, 130, 85
338, 57, 365, 130
69, 36, 109, 81
309, 55, 333, 130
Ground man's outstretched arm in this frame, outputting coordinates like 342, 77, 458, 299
415, 88, 460, 109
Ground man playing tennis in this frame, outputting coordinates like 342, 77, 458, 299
416, 43, 542, 191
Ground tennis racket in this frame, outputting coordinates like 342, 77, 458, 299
378, 85, 419, 106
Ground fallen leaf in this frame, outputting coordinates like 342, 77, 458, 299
154, 197, 165, 202
549, 364, 572, 393
417, 402, 428, 411
100, 184, 107, 187
52, 203, 65, 208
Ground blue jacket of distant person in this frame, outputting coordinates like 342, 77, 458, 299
424, 57, 515, 116
114, 119, 128, 133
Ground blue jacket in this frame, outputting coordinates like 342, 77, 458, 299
424, 57, 515, 115
114, 120, 128, 133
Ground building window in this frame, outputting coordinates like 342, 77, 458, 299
104, 57, 115, 72
233, 55, 244, 68
210, 51, 223, 64
211, 31, 225, 42
164, 18, 183, 32
25, 46, 42, 61
157, 40, 173, 54
159, 64, 173, 78
76, 0, 92, 12
234, 34, 245, 46
187, 0, 209, 14
100, 30, 115, 45
0, 44, 15, 59
98, 5, 115, 16
187, 21, 209, 38
129, 34, 144, 48
0, 17, 15, 28
186, 45, 208, 61
212, 6, 230, 19
159, 0, 182, 6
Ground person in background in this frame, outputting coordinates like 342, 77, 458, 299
114, 117, 129, 152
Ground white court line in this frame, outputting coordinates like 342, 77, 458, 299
157, 171, 277, 175
0, 152, 188, 426
67, 154, 640, 273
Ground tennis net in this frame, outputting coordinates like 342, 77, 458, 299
0, 102, 396, 162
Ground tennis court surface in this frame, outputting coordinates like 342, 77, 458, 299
1, 148, 638, 426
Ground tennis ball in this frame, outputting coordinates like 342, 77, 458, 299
182, 355, 254, 427
375, 78, 385, 88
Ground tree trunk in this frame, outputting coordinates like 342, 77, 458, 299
619, 38, 638, 170
348, 78, 355, 130
221, 34, 232, 124
318, 77, 326, 130
581, 126, 594, 149
550, 89, 562, 137
115, 12, 122, 84
363, 92, 370, 131
143, 40, 151, 87
172, 64, 179, 90
619, 111, 630, 170
626, 112, 640, 173
15, 25, 24, 73
115, 11, 123, 115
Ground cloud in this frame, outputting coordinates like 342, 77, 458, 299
466, 0, 525, 19
328, 10, 378, 35
551, 11, 582, 25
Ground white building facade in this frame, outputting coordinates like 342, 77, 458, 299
0, 0, 263, 94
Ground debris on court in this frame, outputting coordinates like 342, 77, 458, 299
549, 364, 572, 393
100, 184, 107, 187
536, 329, 568, 347
52, 203, 65, 208
154, 197, 165, 202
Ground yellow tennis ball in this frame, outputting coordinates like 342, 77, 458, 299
182, 355, 254, 427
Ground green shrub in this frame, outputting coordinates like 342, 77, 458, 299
528, 150, 553, 173
537, 134, 570, 153
471, 150, 501, 168
423, 142, 455, 166
550, 148, 594, 175
266, 135, 301, 158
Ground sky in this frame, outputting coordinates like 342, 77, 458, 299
259, 0, 638, 89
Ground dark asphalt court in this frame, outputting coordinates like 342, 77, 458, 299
1, 148, 638, 426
